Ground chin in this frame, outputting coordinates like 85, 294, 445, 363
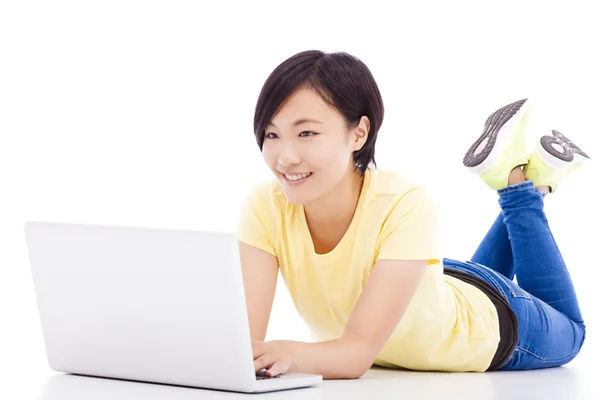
282, 191, 308, 205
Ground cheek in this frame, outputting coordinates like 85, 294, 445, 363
311, 142, 350, 167
261, 146, 276, 165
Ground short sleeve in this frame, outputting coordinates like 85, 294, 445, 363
236, 183, 278, 257
376, 186, 440, 263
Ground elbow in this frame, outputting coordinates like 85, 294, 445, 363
343, 354, 373, 379
341, 337, 376, 379
320, 355, 370, 380
347, 367, 368, 380
326, 335, 376, 379
323, 366, 367, 380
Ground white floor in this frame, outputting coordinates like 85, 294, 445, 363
3, 344, 594, 400
21, 364, 596, 400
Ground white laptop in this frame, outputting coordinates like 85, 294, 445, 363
23, 221, 322, 393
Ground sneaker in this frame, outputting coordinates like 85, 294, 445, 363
523, 129, 591, 193
463, 98, 531, 190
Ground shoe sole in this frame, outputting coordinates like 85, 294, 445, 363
463, 98, 529, 174
537, 129, 591, 169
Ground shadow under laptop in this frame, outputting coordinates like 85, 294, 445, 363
37, 373, 324, 399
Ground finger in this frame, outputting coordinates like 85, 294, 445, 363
254, 355, 272, 373
267, 361, 288, 377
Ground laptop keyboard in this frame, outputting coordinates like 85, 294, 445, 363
256, 374, 281, 380
256, 370, 282, 380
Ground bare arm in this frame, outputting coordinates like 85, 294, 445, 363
239, 241, 279, 342
337, 259, 427, 375
267, 259, 427, 379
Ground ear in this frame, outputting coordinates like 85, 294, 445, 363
351, 116, 370, 151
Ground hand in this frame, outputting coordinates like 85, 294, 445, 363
252, 340, 298, 377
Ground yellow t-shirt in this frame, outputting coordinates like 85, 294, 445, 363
237, 166, 500, 372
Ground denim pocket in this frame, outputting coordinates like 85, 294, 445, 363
464, 260, 532, 300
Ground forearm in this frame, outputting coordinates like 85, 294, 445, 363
286, 336, 373, 379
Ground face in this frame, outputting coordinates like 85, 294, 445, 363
262, 86, 369, 205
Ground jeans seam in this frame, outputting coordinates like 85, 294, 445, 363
463, 262, 505, 295
516, 346, 580, 363
465, 261, 531, 300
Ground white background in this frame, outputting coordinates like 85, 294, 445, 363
1, 1, 599, 398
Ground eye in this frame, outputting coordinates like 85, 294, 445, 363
299, 131, 316, 137
265, 132, 278, 139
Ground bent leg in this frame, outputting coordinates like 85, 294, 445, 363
442, 258, 586, 370
471, 212, 515, 280
497, 180, 584, 324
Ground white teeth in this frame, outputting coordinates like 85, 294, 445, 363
285, 172, 312, 181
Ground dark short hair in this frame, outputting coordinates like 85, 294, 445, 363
253, 50, 385, 175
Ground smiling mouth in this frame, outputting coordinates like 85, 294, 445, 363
282, 172, 313, 182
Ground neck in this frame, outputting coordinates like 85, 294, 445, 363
303, 167, 365, 228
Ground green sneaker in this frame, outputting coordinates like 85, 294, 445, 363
463, 98, 531, 190
523, 130, 591, 193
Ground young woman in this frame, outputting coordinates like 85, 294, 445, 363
237, 50, 590, 379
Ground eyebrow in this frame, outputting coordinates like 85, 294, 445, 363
266, 118, 323, 129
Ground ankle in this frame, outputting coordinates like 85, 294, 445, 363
508, 166, 526, 185
536, 185, 551, 194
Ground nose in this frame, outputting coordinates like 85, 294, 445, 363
277, 142, 302, 169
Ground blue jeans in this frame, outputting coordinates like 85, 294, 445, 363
443, 180, 586, 370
